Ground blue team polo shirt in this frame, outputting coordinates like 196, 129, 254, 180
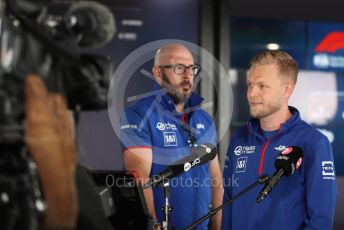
222, 107, 337, 230
120, 85, 217, 229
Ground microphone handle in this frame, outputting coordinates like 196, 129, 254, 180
256, 168, 284, 203
269, 168, 284, 187
143, 146, 215, 189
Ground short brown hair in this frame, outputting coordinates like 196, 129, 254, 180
249, 50, 298, 83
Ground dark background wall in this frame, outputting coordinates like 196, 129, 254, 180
230, 0, 344, 22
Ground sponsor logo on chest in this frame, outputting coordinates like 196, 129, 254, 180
234, 146, 255, 156
163, 132, 178, 146
196, 123, 205, 130
156, 122, 177, 131
274, 145, 287, 151
235, 157, 248, 173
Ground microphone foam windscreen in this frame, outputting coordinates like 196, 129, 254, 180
275, 146, 303, 176
67, 1, 116, 49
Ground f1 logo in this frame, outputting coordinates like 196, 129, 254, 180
235, 157, 248, 173
315, 32, 344, 53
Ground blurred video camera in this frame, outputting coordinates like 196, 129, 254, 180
0, 0, 116, 144
0, 0, 115, 229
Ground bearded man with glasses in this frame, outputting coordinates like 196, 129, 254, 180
120, 44, 223, 229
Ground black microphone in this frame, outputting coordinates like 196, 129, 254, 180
256, 146, 303, 203
143, 144, 217, 189
65, 1, 116, 49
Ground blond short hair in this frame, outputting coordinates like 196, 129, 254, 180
249, 50, 298, 84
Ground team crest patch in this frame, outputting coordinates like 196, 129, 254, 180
163, 132, 178, 146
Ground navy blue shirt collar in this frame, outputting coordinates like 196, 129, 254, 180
248, 106, 301, 138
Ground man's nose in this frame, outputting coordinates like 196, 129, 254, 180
247, 85, 259, 97
181, 70, 192, 80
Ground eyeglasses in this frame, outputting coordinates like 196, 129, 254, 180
159, 64, 201, 76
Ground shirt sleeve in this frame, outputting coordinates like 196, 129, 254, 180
303, 135, 337, 230
119, 107, 152, 150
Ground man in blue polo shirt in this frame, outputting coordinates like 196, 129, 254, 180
222, 50, 337, 229
120, 44, 223, 229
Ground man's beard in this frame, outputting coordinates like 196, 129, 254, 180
161, 73, 192, 105
249, 101, 282, 119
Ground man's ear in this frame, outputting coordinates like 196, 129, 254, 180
152, 66, 162, 85
284, 81, 295, 98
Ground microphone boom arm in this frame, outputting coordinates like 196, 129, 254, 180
185, 175, 270, 230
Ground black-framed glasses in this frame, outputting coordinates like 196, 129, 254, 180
159, 64, 201, 76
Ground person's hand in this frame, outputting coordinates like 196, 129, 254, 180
151, 218, 161, 230
25, 75, 78, 229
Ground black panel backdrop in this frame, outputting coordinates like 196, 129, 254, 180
47, 0, 199, 170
